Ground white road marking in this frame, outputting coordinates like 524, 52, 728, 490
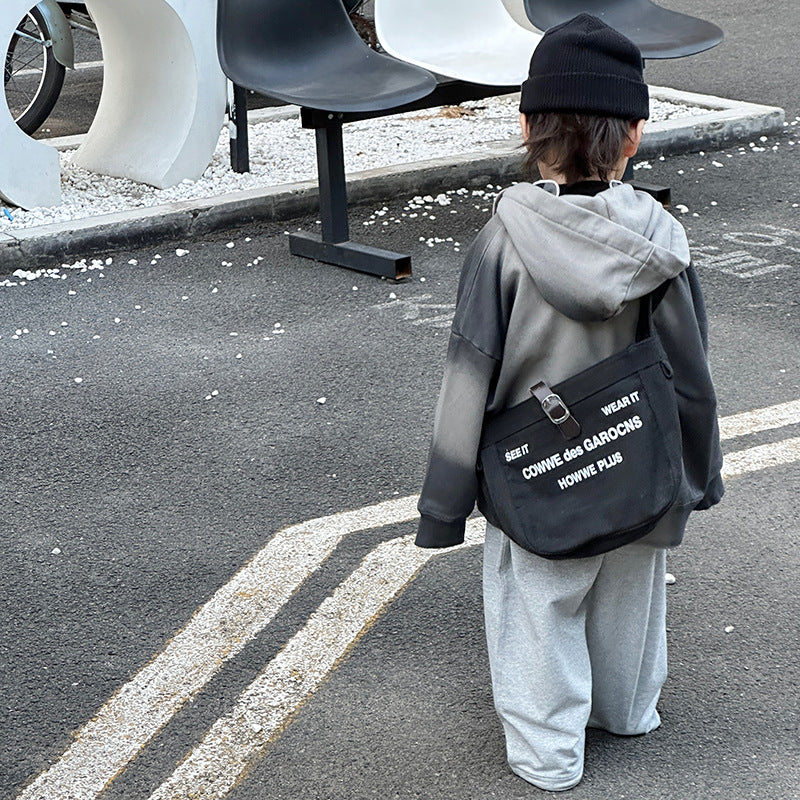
73, 60, 104, 72
723, 228, 800, 254
15, 60, 104, 78
148, 520, 485, 800
718, 398, 800, 441
722, 436, 800, 479
693, 226, 800, 278
16, 495, 421, 800
15, 399, 800, 800
411, 313, 457, 327
372, 294, 456, 328
694, 248, 794, 278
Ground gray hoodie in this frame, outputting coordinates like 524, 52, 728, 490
417, 180, 723, 548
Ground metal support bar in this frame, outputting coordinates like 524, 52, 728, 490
299, 80, 518, 129
622, 160, 635, 182
227, 82, 250, 174
630, 181, 671, 206
286, 82, 519, 279
289, 121, 412, 279
625, 155, 671, 205
315, 123, 349, 243
289, 233, 412, 279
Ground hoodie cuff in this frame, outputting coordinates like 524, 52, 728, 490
416, 515, 466, 548
695, 473, 725, 510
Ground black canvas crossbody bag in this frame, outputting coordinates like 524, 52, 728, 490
477, 285, 683, 559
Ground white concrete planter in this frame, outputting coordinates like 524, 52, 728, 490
72, 0, 227, 189
0, 0, 62, 210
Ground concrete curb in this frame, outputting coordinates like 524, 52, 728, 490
641, 87, 785, 155
0, 87, 784, 274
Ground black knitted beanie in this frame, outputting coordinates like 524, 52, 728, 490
520, 13, 649, 120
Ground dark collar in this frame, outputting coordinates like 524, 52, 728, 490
559, 180, 612, 197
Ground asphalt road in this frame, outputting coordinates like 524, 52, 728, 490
3, 2, 799, 800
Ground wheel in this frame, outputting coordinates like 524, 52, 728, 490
4, 5, 66, 134
342, 0, 365, 12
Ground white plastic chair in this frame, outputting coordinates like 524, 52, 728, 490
0, 0, 62, 209
72, 0, 227, 189
374, 0, 542, 86
499, 0, 541, 32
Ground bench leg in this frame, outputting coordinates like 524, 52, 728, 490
623, 159, 671, 206
288, 122, 412, 280
630, 181, 671, 206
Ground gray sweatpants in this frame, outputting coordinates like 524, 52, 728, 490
483, 522, 668, 792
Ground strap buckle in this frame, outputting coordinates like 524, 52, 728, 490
530, 381, 582, 440
540, 393, 571, 425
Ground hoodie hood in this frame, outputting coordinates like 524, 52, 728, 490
494, 181, 690, 322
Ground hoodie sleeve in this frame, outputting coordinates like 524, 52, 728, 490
654, 264, 724, 511
416, 222, 511, 548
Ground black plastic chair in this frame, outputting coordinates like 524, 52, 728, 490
523, 0, 723, 59
217, 0, 437, 278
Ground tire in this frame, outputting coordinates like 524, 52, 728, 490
342, 0, 365, 13
4, 5, 66, 134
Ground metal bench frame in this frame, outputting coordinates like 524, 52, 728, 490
227, 80, 518, 280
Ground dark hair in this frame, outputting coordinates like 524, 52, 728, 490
522, 113, 634, 183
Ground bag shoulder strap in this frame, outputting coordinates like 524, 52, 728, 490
481, 279, 675, 447
635, 279, 672, 341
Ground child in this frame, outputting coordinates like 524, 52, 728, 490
415, 14, 724, 792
